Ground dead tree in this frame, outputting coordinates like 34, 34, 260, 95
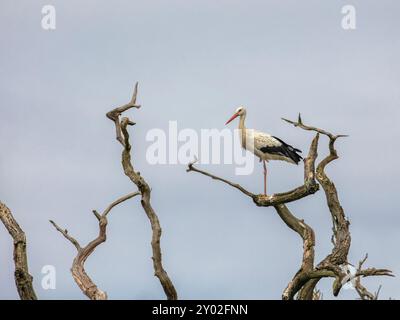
50, 192, 139, 300
0, 202, 37, 300
106, 83, 178, 300
49, 83, 177, 300
187, 114, 393, 299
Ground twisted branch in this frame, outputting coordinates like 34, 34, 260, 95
280, 135, 319, 299
50, 192, 139, 300
187, 113, 393, 299
106, 82, 141, 146
107, 84, 178, 300
187, 131, 321, 299
284, 114, 392, 299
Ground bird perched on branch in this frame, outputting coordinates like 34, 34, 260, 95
225, 106, 302, 196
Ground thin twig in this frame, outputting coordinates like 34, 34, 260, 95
187, 157, 254, 198
103, 192, 140, 217
49, 220, 82, 251
282, 113, 348, 140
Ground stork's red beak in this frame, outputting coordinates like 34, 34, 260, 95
225, 112, 239, 125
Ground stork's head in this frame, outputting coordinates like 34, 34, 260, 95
225, 106, 246, 125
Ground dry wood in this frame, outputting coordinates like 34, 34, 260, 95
285, 115, 392, 299
0, 202, 37, 300
107, 83, 178, 300
50, 192, 139, 300
106, 82, 141, 146
187, 113, 393, 299
355, 254, 386, 300
187, 133, 320, 207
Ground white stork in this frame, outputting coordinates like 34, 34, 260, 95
225, 106, 302, 196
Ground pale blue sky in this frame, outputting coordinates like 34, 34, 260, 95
1, 0, 399, 299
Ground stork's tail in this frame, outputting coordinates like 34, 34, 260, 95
272, 136, 303, 164
285, 145, 303, 164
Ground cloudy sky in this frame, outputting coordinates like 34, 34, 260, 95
1, 0, 399, 299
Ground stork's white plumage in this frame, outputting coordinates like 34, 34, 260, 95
225, 107, 302, 195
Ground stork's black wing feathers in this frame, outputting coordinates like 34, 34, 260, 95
260, 136, 303, 164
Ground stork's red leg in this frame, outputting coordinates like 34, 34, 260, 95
263, 160, 267, 196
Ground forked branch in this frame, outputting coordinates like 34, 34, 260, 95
50, 192, 139, 300
355, 254, 390, 300
283, 114, 392, 299
107, 84, 178, 300
187, 113, 393, 300
187, 132, 321, 299
106, 82, 141, 146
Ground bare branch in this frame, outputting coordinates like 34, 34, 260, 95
282, 113, 348, 141
283, 115, 393, 300
187, 133, 320, 208
50, 192, 138, 300
186, 130, 321, 300
356, 268, 394, 278
187, 112, 392, 300
0, 202, 37, 300
108, 85, 178, 300
280, 114, 351, 298
106, 82, 140, 146
187, 157, 254, 198
49, 220, 82, 251
92, 210, 101, 221
354, 254, 393, 300
103, 191, 140, 217
276, 203, 316, 300
278, 134, 319, 299
375, 285, 382, 300
292, 118, 350, 297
